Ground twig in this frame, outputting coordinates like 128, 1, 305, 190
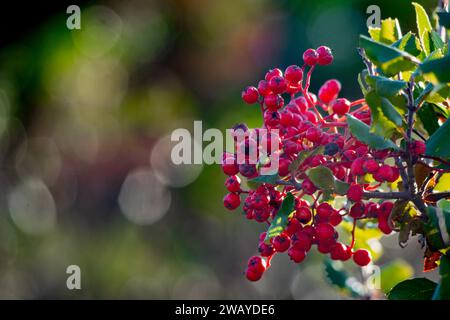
362, 191, 410, 200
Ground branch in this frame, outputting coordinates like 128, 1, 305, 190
357, 48, 375, 75
362, 191, 410, 200
425, 192, 450, 202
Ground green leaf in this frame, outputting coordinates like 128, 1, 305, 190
358, 69, 370, 95
417, 103, 440, 136
366, 91, 403, 138
381, 259, 414, 294
288, 146, 324, 173
346, 114, 399, 150
412, 2, 432, 52
367, 75, 407, 97
426, 118, 450, 159
437, 12, 450, 29
435, 173, 450, 192
430, 31, 445, 51
264, 193, 295, 242
373, 18, 401, 44
426, 84, 450, 105
388, 278, 437, 300
360, 35, 420, 76
392, 32, 422, 56
423, 206, 450, 251
306, 166, 349, 195
420, 55, 450, 84
249, 173, 279, 185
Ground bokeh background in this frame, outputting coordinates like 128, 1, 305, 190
0, 0, 442, 299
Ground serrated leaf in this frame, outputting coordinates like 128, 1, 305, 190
420, 55, 450, 84
265, 193, 295, 242
346, 114, 399, 150
426, 118, 450, 159
392, 32, 422, 56
360, 35, 419, 76
412, 2, 432, 52
388, 278, 437, 300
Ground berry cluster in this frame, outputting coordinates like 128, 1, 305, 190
222, 46, 427, 281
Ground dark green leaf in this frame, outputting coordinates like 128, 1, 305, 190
249, 173, 279, 185
437, 12, 450, 29
360, 35, 419, 76
420, 55, 450, 84
288, 146, 324, 173
346, 114, 399, 150
417, 103, 440, 136
358, 69, 370, 95
423, 206, 450, 251
388, 278, 437, 300
426, 118, 450, 159
367, 75, 407, 97
430, 31, 445, 50
392, 32, 422, 56
366, 91, 403, 138
306, 166, 349, 195
265, 193, 295, 242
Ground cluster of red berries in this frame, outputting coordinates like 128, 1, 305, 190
222, 46, 427, 281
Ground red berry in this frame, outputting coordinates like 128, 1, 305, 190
245, 267, 263, 281
242, 86, 259, 104
222, 156, 239, 176
268, 76, 287, 94
379, 201, 394, 219
265, 68, 283, 81
331, 98, 350, 116
285, 218, 302, 236
316, 46, 333, 65
258, 242, 275, 257
263, 110, 281, 127
316, 202, 333, 220
363, 159, 379, 173
296, 206, 312, 224
315, 223, 335, 240
225, 175, 241, 193
264, 94, 284, 110
305, 127, 322, 143
378, 218, 393, 235
350, 157, 365, 176
280, 109, 294, 127
318, 79, 341, 103
223, 193, 240, 210
284, 65, 303, 84
376, 165, 394, 182
292, 231, 312, 251
272, 233, 291, 252
347, 184, 363, 202
294, 96, 308, 113
329, 210, 343, 226
330, 243, 352, 261
303, 48, 318, 66
350, 202, 366, 219
247, 255, 267, 274
257, 80, 272, 97
302, 178, 317, 195
412, 140, 426, 155
353, 249, 371, 266
288, 247, 306, 263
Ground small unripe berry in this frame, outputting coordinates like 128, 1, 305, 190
353, 249, 371, 266
316, 46, 333, 65
331, 98, 351, 116
223, 193, 241, 210
303, 48, 319, 66
242, 86, 259, 104
347, 184, 363, 202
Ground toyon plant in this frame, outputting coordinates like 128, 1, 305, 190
221, 2, 450, 300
